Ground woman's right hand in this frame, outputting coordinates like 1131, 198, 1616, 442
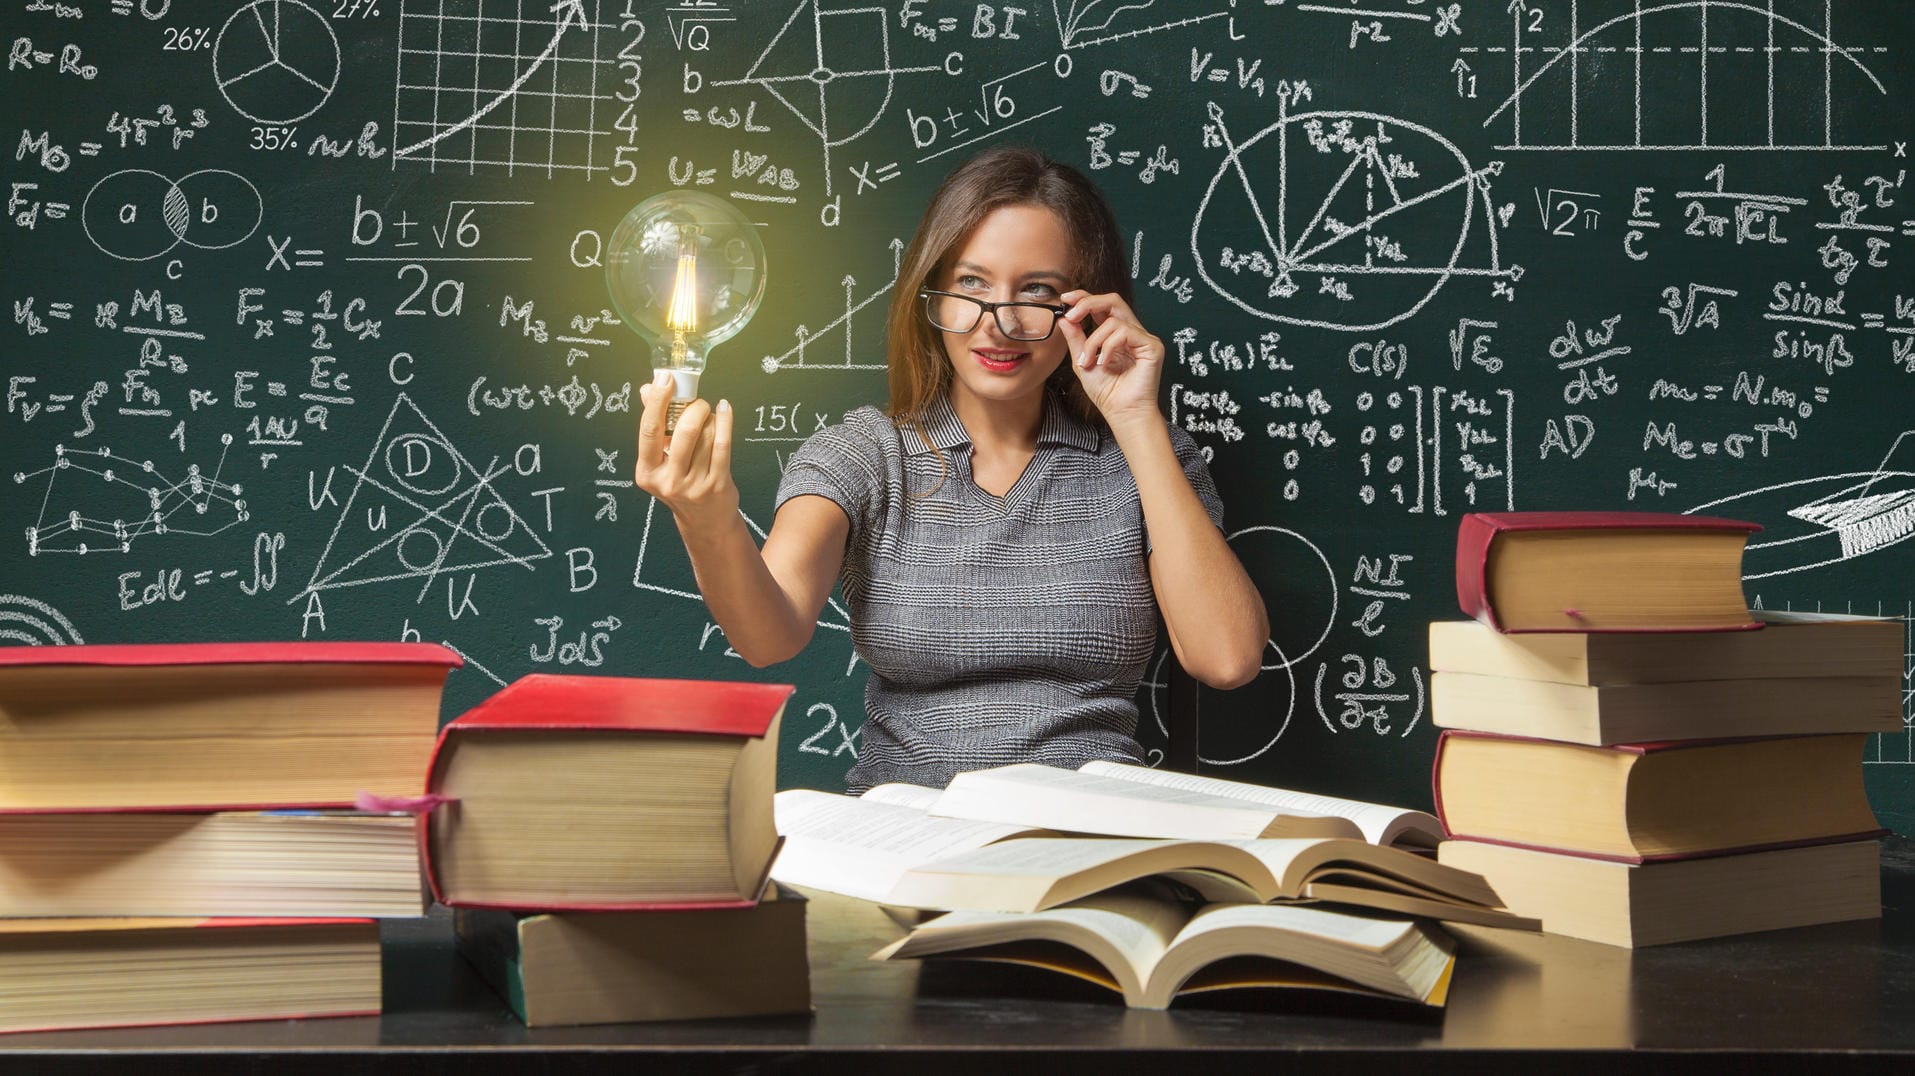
633, 371, 738, 535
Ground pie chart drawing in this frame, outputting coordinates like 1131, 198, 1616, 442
213, 0, 341, 125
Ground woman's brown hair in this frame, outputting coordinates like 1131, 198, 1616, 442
885, 146, 1132, 438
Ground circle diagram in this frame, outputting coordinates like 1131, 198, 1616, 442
1144, 525, 1338, 766
1192, 102, 1522, 333
81, 168, 263, 262
213, 0, 341, 124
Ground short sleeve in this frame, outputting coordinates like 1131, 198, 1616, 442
1146, 424, 1228, 556
773, 408, 887, 552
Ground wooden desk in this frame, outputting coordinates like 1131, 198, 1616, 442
2, 838, 1912, 1073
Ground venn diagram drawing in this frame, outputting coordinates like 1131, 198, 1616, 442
80, 168, 263, 262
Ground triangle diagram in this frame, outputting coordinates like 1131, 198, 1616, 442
294, 394, 552, 600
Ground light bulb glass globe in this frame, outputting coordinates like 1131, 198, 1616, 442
605, 190, 767, 427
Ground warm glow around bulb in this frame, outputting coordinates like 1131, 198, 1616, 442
667, 244, 699, 334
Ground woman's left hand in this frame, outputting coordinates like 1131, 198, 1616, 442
1057, 290, 1165, 427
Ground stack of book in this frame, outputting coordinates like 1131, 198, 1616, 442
772, 759, 1539, 1010
428, 673, 812, 1027
1430, 511, 1897, 948
0, 641, 459, 1033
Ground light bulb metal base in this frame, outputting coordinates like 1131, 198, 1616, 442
656, 367, 702, 433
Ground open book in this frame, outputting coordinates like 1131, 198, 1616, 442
769, 788, 1047, 903
873, 884, 1456, 1010
770, 786, 1519, 927
910, 761, 1443, 847
882, 836, 1534, 928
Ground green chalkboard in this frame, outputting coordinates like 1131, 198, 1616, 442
5, 1, 1914, 829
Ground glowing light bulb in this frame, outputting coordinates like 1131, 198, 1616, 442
606, 191, 766, 432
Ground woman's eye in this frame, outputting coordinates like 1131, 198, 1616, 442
954, 275, 986, 291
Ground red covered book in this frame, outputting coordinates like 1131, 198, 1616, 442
1431, 729, 1885, 864
422, 673, 794, 911
0, 641, 459, 812
0, 916, 380, 1034
1454, 511, 1761, 633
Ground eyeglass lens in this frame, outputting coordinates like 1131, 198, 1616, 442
928, 294, 1057, 340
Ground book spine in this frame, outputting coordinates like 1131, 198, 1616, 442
418, 725, 459, 906
1453, 515, 1502, 631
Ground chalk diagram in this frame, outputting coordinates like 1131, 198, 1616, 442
291, 394, 552, 604
1142, 526, 1356, 766
16, 439, 247, 556
761, 237, 902, 373
391, 0, 607, 175
712, 1, 944, 196
1747, 599, 1915, 764
212, 0, 341, 125
0, 596, 85, 647
1052, 0, 1234, 49
1192, 97, 1524, 334
81, 169, 262, 262
1689, 430, 1915, 580
630, 495, 858, 672
1476, 0, 1890, 152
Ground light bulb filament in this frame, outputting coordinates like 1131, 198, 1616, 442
667, 239, 699, 336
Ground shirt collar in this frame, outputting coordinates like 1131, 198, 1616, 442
904, 392, 1101, 456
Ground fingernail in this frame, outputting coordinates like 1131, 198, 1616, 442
717, 399, 731, 413
653, 370, 671, 386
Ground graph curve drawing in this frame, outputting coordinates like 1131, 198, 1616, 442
1478, 0, 1891, 152
1052, 0, 1233, 50
1192, 96, 1523, 334
390, 0, 605, 176
291, 394, 553, 604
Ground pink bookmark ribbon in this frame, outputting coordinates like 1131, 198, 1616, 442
355, 791, 457, 814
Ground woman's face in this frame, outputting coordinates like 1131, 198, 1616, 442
933, 204, 1075, 411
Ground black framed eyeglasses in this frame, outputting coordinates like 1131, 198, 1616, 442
919, 289, 1071, 342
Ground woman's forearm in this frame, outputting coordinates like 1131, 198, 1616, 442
673, 511, 813, 667
1110, 414, 1269, 689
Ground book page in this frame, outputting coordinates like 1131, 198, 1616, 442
888, 887, 1189, 1003
1079, 761, 1439, 846
770, 790, 1036, 903
1158, 904, 1452, 1007
1175, 901, 1414, 950
860, 782, 943, 811
903, 837, 1346, 894
932, 764, 1354, 841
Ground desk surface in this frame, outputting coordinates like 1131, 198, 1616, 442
2, 838, 1912, 1072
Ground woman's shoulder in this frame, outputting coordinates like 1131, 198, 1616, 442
794, 404, 905, 462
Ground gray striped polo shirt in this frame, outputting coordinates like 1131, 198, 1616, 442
774, 391, 1227, 793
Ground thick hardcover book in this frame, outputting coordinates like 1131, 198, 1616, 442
422, 674, 794, 911
1427, 613, 1906, 686
1429, 670, 1902, 746
455, 884, 811, 1026
1431, 730, 1886, 863
0, 641, 459, 812
0, 809, 425, 918
1438, 838, 1881, 948
0, 916, 381, 1034
1454, 511, 1762, 633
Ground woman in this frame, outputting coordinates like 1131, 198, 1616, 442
632, 146, 1268, 792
